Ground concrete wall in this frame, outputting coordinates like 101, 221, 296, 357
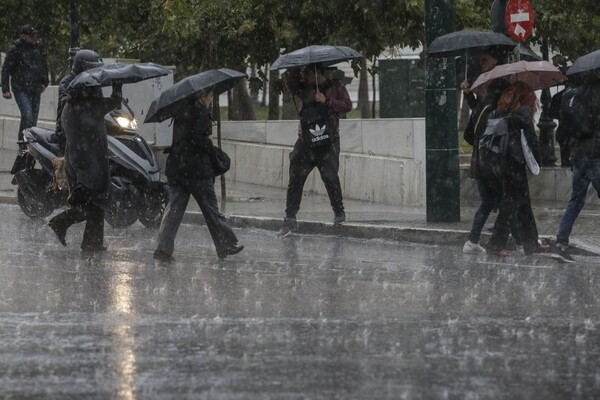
2, 88, 595, 207
215, 118, 427, 206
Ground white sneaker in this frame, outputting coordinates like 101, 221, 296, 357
463, 240, 486, 254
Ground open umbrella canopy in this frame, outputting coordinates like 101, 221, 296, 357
566, 49, 600, 77
68, 62, 169, 91
144, 68, 246, 123
426, 29, 517, 58
270, 45, 362, 70
470, 60, 566, 96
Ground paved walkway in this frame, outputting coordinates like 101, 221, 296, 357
1, 148, 599, 255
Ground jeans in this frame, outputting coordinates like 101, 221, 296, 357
13, 89, 41, 141
468, 177, 521, 244
557, 156, 600, 246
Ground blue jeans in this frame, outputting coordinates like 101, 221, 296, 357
468, 177, 521, 245
557, 156, 600, 246
13, 89, 41, 141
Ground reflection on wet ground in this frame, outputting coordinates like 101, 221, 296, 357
0, 204, 599, 399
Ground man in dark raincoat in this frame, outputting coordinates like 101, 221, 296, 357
1, 24, 49, 149
277, 63, 352, 237
48, 81, 122, 251
154, 88, 243, 261
54, 49, 104, 149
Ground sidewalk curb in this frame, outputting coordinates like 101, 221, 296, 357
1, 196, 598, 257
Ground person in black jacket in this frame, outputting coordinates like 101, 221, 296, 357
55, 49, 103, 147
1, 25, 49, 148
48, 82, 122, 251
154, 88, 243, 261
462, 79, 522, 254
485, 81, 550, 256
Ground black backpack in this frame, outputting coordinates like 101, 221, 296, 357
299, 101, 336, 150
478, 113, 510, 178
560, 85, 594, 139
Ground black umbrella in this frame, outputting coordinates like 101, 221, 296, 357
426, 29, 517, 58
270, 45, 362, 70
566, 49, 600, 76
68, 62, 170, 91
144, 68, 246, 123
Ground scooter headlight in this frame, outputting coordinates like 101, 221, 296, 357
116, 116, 138, 130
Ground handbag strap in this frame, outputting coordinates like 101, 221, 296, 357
473, 104, 492, 146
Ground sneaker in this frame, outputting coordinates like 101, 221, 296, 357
492, 249, 511, 257
552, 244, 575, 263
154, 249, 175, 262
551, 251, 575, 264
463, 240, 486, 254
277, 217, 297, 237
535, 243, 552, 253
333, 211, 346, 225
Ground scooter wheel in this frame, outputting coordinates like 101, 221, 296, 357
139, 182, 169, 229
17, 187, 52, 218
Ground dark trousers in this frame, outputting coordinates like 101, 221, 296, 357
468, 177, 521, 245
488, 165, 539, 254
285, 139, 344, 218
49, 194, 105, 249
156, 179, 238, 256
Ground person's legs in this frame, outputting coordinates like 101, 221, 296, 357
48, 206, 87, 246
316, 144, 345, 220
557, 157, 589, 247
81, 202, 105, 250
12, 90, 36, 142
191, 179, 237, 249
155, 184, 190, 257
284, 140, 314, 219
467, 178, 497, 244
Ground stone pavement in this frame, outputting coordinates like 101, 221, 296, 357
1, 148, 599, 255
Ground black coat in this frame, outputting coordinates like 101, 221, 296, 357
62, 86, 121, 195
165, 100, 215, 184
1, 38, 49, 93
55, 73, 75, 135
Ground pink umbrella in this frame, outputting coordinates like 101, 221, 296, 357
470, 60, 566, 96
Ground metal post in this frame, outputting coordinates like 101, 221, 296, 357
425, 0, 459, 222
68, 0, 80, 67
537, 38, 558, 166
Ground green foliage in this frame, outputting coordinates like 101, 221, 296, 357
3, 0, 600, 92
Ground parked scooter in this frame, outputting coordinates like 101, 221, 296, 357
10, 99, 169, 229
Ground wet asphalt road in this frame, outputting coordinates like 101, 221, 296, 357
1, 203, 600, 399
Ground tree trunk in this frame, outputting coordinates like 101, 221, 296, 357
281, 88, 298, 120
229, 79, 256, 121
358, 57, 371, 118
268, 69, 280, 120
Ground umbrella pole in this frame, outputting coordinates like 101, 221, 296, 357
465, 49, 468, 83
315, 64, 319, 92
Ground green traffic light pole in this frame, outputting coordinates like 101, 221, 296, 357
425, 0, 460, 222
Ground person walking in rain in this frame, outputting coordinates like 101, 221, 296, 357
278, 63, 352, 237
460, 47, 505, 110
553, 79, 600, 263
54, 49, 103, 149
485, 81, 550, 256
48, 75, 122, 251
1, 24, 49, 150
462, 79, 523, 254
153, 88, 243, 261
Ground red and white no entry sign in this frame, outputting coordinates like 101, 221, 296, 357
505, 0, 534, 42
